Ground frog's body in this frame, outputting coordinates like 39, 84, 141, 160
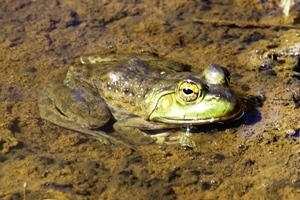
38, 53, 243, 148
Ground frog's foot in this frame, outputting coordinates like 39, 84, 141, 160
148, 131, 197, 148
178, 125, 197, 148
178, 134, 197, 148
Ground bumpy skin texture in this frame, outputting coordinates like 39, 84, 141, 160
38, 53, 243, 147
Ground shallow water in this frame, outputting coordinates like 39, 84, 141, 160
1, 0, 300, 199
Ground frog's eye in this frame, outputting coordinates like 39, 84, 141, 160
203, 64, 230, 85
177, 81, 201, 102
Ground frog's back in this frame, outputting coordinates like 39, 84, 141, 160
68, 54, 191, 118
77, 54, 191, 98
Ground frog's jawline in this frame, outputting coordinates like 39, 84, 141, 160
153, 111, 244, 125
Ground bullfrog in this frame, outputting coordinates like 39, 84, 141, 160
38, 53, 243, 149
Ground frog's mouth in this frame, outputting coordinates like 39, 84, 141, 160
152, 111, 244, 125
150, 103, 244, 125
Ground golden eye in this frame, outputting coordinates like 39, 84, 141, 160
178, 81, 200, 102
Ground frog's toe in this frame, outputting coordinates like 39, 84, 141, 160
178, 134, 197, 148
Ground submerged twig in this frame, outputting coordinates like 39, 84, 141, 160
192, 18, 298, 29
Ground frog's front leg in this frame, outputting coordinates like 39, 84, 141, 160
114, 117, 181, 145
38, 83, 131, 147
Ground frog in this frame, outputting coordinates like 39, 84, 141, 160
38, 53, 244, 149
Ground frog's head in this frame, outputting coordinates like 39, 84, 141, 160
148, 64, 244, 124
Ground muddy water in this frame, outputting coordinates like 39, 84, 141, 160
1, 0, 300, 199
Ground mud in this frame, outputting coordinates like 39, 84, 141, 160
1, 0, 300, 199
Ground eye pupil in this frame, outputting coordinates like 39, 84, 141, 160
177, 80, 202, 102
183, 88, 193, 95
